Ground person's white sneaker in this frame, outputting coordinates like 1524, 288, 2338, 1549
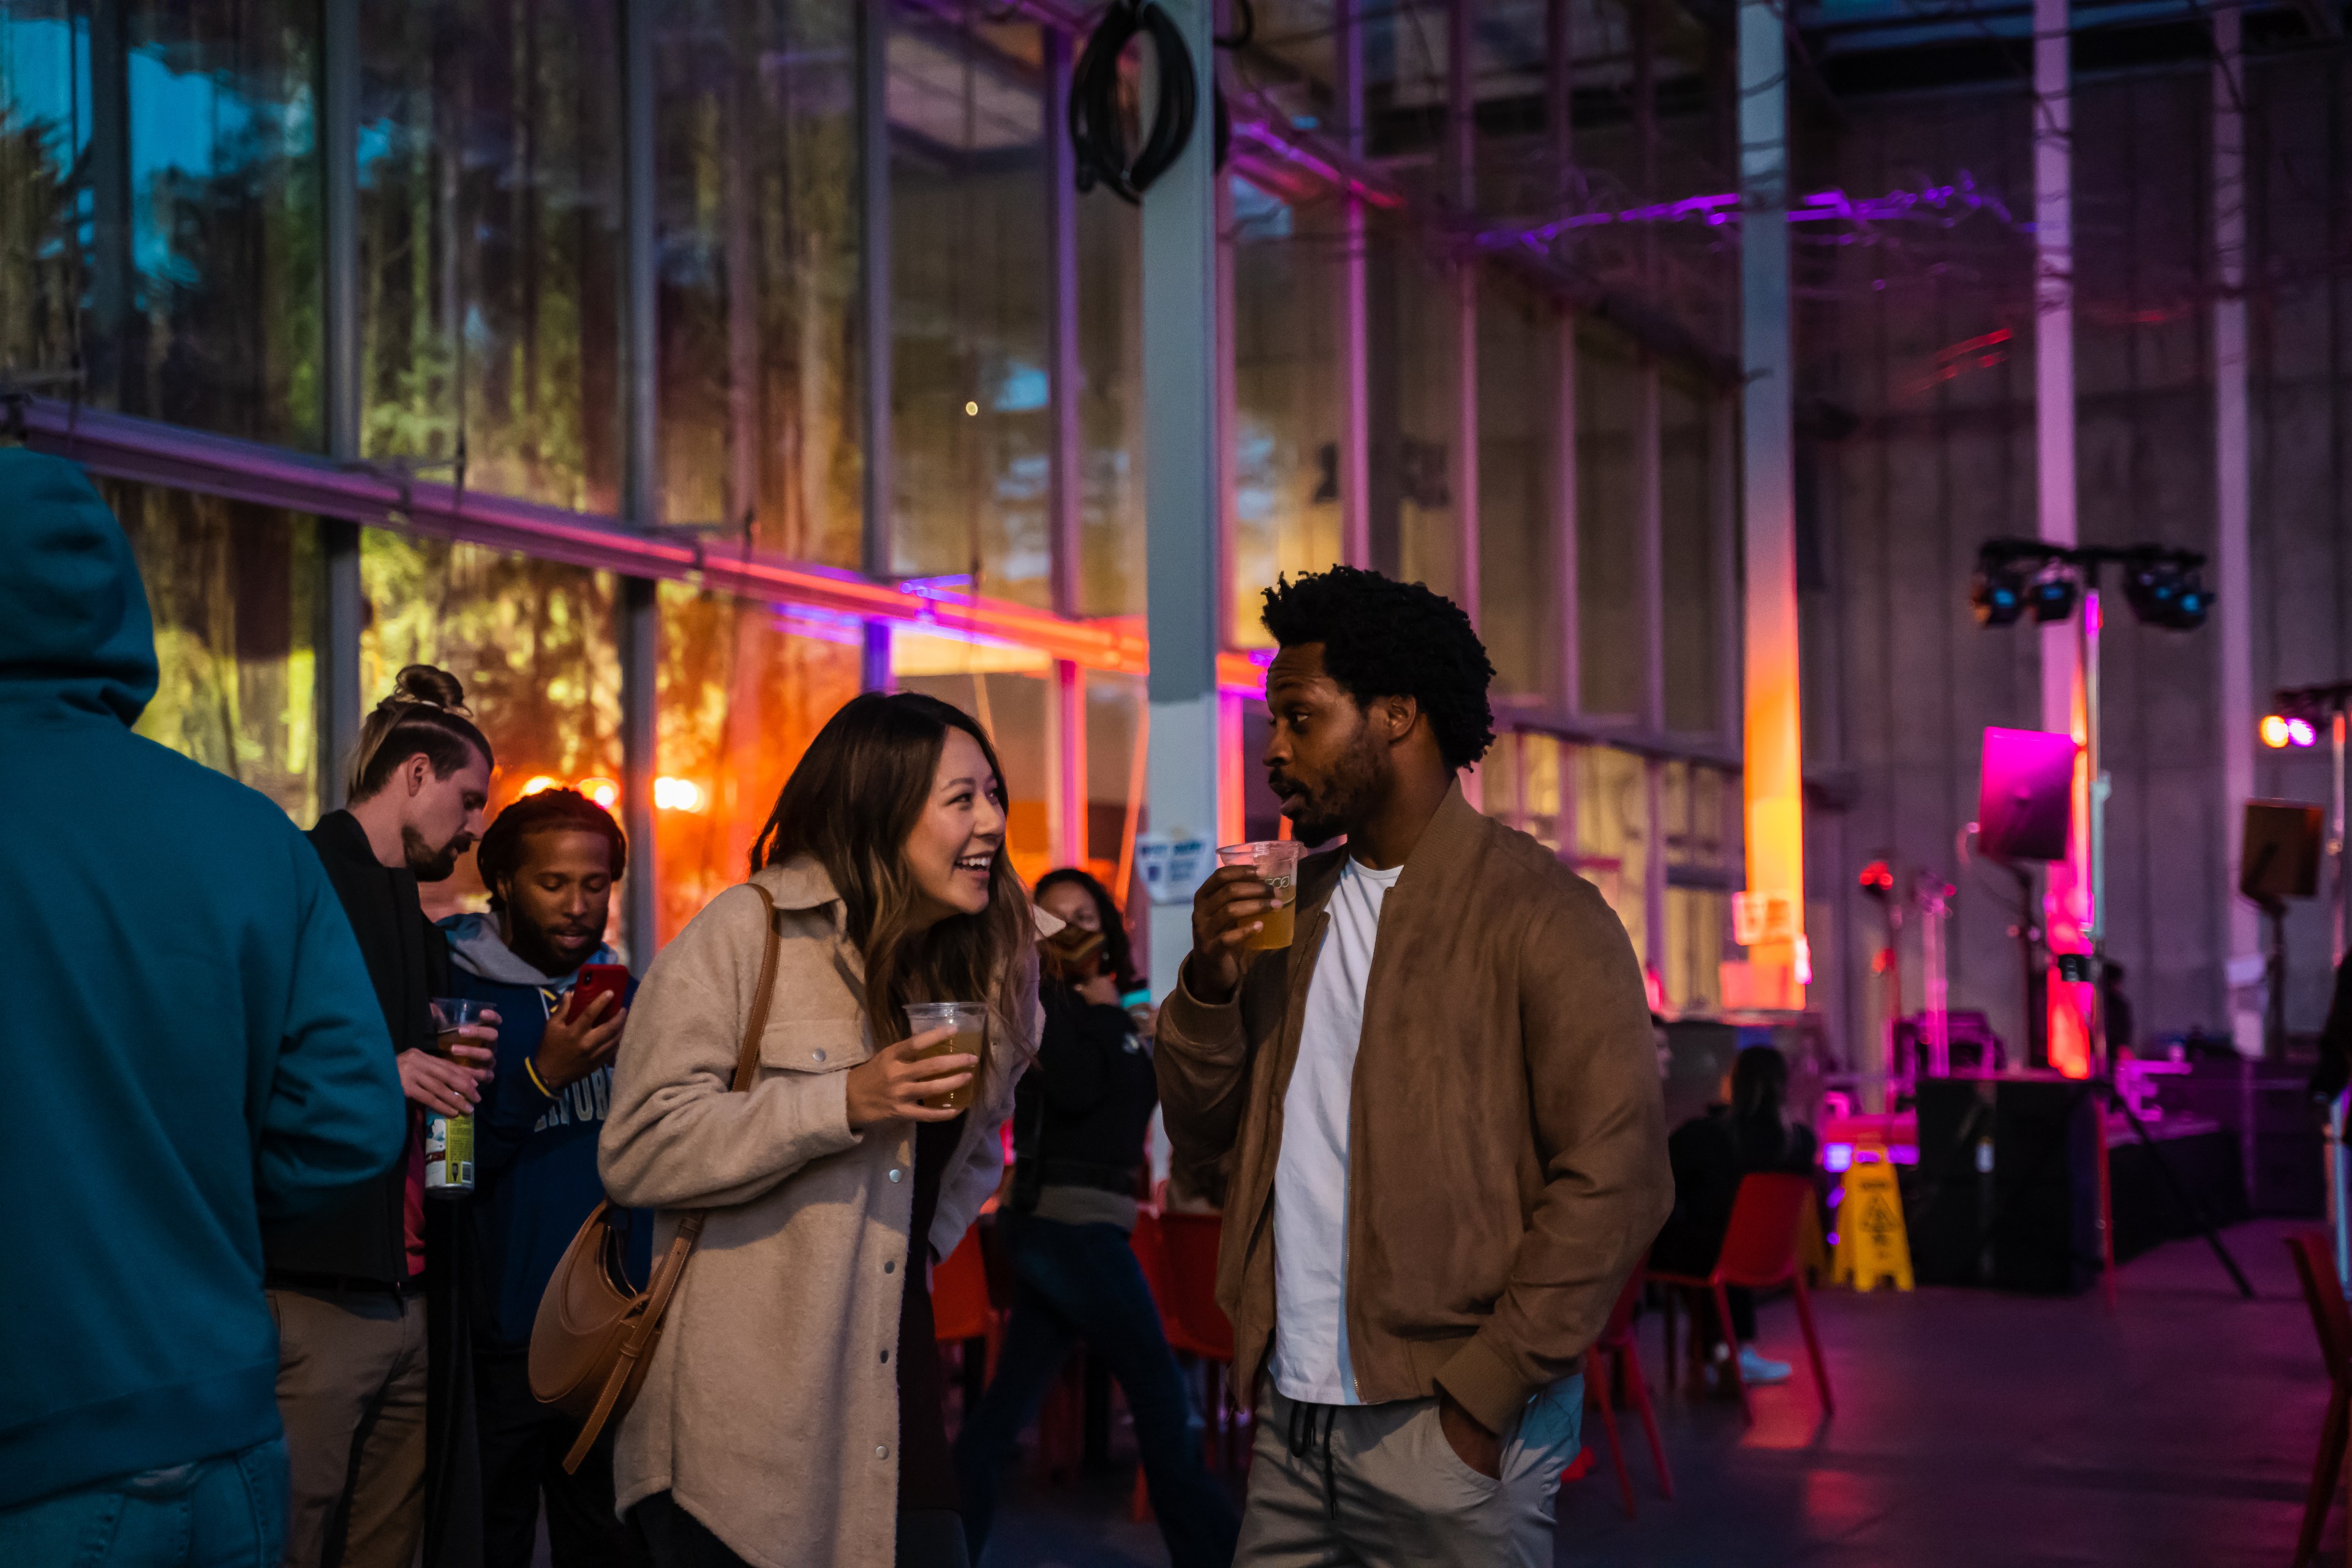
1737, 1346, 1793, 1385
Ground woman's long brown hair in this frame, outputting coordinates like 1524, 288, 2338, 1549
748, 692, 1034, 1055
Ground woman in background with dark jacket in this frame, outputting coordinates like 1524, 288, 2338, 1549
951, 870, 1238, 1568
1649, 1044, 1818, 1390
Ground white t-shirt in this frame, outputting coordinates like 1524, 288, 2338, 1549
1268, 856, 1403, 1406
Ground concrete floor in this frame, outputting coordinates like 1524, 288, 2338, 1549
978, 1218, 2339, 1567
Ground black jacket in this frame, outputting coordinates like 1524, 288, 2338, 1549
268, 809, 481, 1568
265, 810, 444, 1281
1648, 1106, 1818, 1278
1012, 983, 1159, 1208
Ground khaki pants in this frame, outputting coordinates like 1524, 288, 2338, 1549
1235, 1380, 1584, 1568
270, 1284, 429, 1568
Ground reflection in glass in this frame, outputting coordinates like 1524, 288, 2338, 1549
889, 13, 1050, 607
655, 586, 863, 945
1578, 328, 1641, 717
1478, 273, 1558, 703
1232, 179, 1341, 644
1660, 370, 1717, 734
1576, 744, 1648, 965
104, 479, 319, 823
1372, 225, 1457, 602
654, 0, 864, 566
1078, 188, 1143, 617
358, 0, 625, 512
359, 529, 622, 927
2, 1, 321, 447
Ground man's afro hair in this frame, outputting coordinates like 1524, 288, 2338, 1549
1259, 567, 1496, 771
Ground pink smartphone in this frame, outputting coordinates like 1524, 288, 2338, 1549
565, 963, 630, 1023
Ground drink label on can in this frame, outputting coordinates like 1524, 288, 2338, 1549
425, 1112, 475, 1192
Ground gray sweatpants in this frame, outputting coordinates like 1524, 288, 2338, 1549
1235, 1379, 1585, 1567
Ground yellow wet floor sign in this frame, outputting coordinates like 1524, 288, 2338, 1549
1831, 1156, 1914, 1292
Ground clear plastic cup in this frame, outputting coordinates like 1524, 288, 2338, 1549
902, 1001, 987, 1112
1218, 840, 1305, 950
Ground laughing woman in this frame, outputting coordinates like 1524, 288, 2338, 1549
599, 693, 1047, 1568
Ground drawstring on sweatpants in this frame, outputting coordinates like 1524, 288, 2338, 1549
1284, 1398, 1340, 1518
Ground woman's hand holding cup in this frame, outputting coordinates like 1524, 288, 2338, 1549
843, 1027, 976, 1131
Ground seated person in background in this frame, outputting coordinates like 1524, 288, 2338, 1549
439, 788, 650, 1567
953, 869, 1240, 1568
1649, 1044, 1817, 1390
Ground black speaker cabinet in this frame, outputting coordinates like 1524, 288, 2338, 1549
1910, 1078, 2101, 1294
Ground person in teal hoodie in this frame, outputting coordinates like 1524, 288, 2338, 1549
0, 450, 408, 1564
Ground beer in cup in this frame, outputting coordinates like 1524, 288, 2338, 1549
425, 997, 488, 1197
1218, 840, 1305, 951
901, 1001, 987, 1112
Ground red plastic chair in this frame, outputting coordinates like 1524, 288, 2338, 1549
1157, 1210, 1245, 1471
1650, 1172, 1833, 1425
932, 1226, 997, 1346
2284, 1232, 2352, 1567
1580, 1268, 1674, 1518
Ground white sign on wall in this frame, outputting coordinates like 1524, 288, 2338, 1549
1135, 829, 1213, 907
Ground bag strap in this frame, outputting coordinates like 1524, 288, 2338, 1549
561, 884, 783, 1473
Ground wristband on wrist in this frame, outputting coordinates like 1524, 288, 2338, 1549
524, 1057, 556, 1099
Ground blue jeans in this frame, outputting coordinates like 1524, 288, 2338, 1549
0, 1439, 288, 1568
951, 1215, 1239, 1568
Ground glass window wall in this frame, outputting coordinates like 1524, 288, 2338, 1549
654, 0, 864, 565
888, 13, 1050, 607
1575, 743, 1649, 967
654, 584, 864, 945
359, 529, 622, 926
1660, 369, 1717, 734
4, 1, 322, 447
358, 0, 626, 513
1577, 328, 1642, 718
1231, 178, 1343, 644
1478, 274, 1559, 704
106, 479, 319, 823
1078, 189, 1143, 617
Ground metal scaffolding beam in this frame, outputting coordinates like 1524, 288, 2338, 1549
618, 0, 662, 957
320, 0, 363, 809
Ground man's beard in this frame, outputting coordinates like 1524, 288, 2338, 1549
510, 913, 599, 976
1275, 729, 1384, 848
402, 824, 469, 883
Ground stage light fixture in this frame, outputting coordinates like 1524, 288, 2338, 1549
1971, 555, 2026, 627
2027, 561, 2079, 623
2168, 567, 2212, 630
2290, 718, 2319, 748
2263, 714, 2294, 748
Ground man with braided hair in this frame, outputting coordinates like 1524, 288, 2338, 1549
1157, 567, 1673, 1567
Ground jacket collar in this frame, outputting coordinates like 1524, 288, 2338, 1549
311, 809, 406, 881
1297, 775, 1479, 910
753, 854, 846, 919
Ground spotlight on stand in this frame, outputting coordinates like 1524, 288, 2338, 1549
1971, 549, 2027, 627
2027, 560, 2079, 623
2122, 548, 2214, 631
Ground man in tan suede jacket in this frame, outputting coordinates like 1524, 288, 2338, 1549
1158, 567, 1673, 1566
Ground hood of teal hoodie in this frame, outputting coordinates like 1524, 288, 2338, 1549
0, 448, 157, 727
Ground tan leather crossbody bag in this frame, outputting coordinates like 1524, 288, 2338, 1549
528, 884, 782, 1474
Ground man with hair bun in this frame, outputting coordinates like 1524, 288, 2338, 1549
438, 788, 649, 1567
1157, 566, 1673, 1567
269, 665, 499, 1568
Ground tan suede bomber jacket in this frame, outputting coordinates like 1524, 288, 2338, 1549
1155, 783, 1675, 1437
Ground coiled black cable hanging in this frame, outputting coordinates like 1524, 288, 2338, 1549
1068, 0, 1246, 202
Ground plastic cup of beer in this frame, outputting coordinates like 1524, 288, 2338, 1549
429, 996, 491, 1052
1219, 840, 1305, 951
902, 1002, 987, 1112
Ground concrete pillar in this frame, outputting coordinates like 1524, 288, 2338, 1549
2212, 4, 2260, 973
1144, 0, 1226, 996
1738, 0, 1806, 1010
